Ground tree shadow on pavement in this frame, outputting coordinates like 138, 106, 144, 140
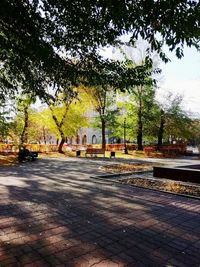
0, 158, 200, 266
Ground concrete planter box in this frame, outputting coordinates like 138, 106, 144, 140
153, 165, 200, 184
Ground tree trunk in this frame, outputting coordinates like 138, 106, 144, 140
58, 138, 65, 153
137, 95, 143, 151
43, 127, 47, 144
157, 110, 165, 148
50, 110, 66, 153
101, 118, 106, 150
137, 122, 143, 150
48, 105, 68, 153
20, 106, 28, 145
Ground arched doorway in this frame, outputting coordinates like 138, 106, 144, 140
92, 135, 97, 144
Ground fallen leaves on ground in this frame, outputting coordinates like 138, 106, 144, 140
101, 163, 153, 173
0, 154, 17, 166
39, 152, 71, 158
121, 178, 200, 197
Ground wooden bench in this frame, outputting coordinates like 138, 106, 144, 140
85, 148, 105, 157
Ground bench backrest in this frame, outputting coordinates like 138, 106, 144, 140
86, 148, 105, 154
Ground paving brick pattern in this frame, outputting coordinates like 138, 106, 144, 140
0, 158, 200, 266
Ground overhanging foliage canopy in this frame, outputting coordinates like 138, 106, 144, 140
1, 0, 200, 96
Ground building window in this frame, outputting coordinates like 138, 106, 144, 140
92, 135, 97, 144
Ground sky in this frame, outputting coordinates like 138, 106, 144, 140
156, 46, 200, 117
101, 41, 200, 117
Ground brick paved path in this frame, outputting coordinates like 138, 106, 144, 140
0, 158, 200, 266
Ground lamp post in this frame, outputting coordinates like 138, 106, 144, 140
124, 118, 128, 154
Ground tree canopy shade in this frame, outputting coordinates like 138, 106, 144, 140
1, 0, 200, 96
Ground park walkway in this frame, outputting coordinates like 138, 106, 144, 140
0, 157, 200, 266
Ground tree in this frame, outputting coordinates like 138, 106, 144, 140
26, 110, 52, 144
1, 0, 199, 97
187, 119, 200, 146
43, 86, 89, 152
134, 84, 156, 150
43, 88, 75, 153
84, 85, 118, 149
164, 104, 192, 145
14, 94, 36, 145
119, 45, 159, 150
149, 93, 193, 146
0, 101, 12, 142
109, 98, 137, 143
112, 87, 156, 148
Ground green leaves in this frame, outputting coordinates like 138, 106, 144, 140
1, 0, 200, 99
